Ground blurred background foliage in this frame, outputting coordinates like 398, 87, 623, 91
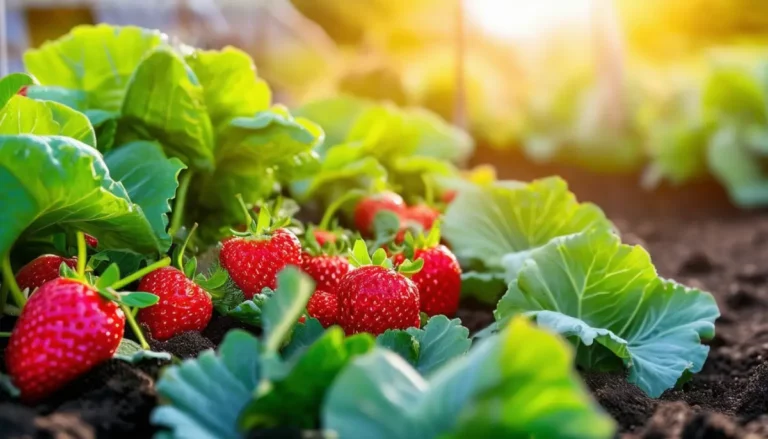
8, 0, 768, 203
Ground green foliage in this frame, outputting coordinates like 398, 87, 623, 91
153, 330, 262, 439
495, 230, 719, 397
262, 267, 316, 354
323, 316, 615, 439
24, 24, 166, 113
0, 73, 36, 108
0, 95, 95, 146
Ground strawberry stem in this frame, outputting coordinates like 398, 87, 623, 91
109, 257, 171, 291
169, 170, 193, 237
0, 281, 8, 316
0, 332, 11, 337
76, 232, 87, 278
1, 253, 25, 307
235, 194, 253, 230
121, 304, 150, 350
176, 223, 198, 271
422, 174, 435, 206
319, 190, 365, 231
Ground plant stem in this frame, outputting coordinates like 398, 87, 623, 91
319, 190, 365, 230
1, 253, 25, 307
0, 281, 8, 317
109, 257, 170, 290
169, 170, 193, 237
0, 332, 11, 337
76, 231, 87, 278
422, 175, 435, 206
176, 223, 198, 271
121, 304, 150, 349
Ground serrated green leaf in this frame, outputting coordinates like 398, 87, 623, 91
0, 73, 36, 108
281, 318, 326, 360
23, 24, 166, 113
376, 330, 419, 366
323, 317, 614, 439
224, 290, 274, 327
0, 95, 96, 147
96, 263, 120, 289
444, 177, 612, 276
405, 315, 471, 376
262, 267, 315, 353
121, 48, 215, 172
0, 135, 168, 258
114, 338, 171, 364
240, 328, 374, 430
496, 229, 720, 397
120, 291, 159, 308
152, 330, 261, 439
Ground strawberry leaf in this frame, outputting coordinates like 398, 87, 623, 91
323, 317, 614, 439
0, 95, 95, 147
281, 318, 326, 360
376, 330, 419, 366
96, 263, 120, 289
460, 271, 507, 305
183, 258, 198, 280
114, 339, 171, 364
348, 240, 372, 267
120, 291, 160, 308
239, 328, 375, 430
405, 316, 471, 376
397, 258, 424, 275
224, 289, 275, 327
262, 267, 315, 354
152, 330, 262, 439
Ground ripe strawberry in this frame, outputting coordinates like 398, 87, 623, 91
312, 229, 337, 247
300, 252, 351, 291
353, 191, 405, 236
137, 267, 213, 341
5, 278, 125, 401
219, 228, 302, 299
17, 85, 28, 96
392, 224, 461, 316
336, 240, 422, 335
441, 190, 457, 204
15, 255, 77, 293
84, 234, 98, 248
402, 204, 440, 232
306, 289, 338, 327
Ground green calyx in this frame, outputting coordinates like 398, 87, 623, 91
231, 194, 291, 239
348, 239, 423, 276
396, 220, 442, 261
301, 224, 353, 257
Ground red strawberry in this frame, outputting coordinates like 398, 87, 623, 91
306, 289, 338, 327
300, 252, 352, 291
313, 229, 337, 247
219, 228, 302, 299
137, 267, 213, 341
84, 234, 98, 248
5, 278, 125, 401
17, 85, 28, 96
441, 190, 457, 204
403, 204, 440, 231
15, 255, 77, 293
394, 245, 461, 316
353, 191, 405, 236
337, 265, 419, 335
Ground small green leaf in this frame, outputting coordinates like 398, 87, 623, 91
59, 262, 79, 280
96, 263, 120, 289
114, 338, 171, 364
376, 330, 420, 366
373, 210, 401, 242
371, 248, 387, 266
97, 287, 119, 302
349, 240, 372, 267
183, 257, 197, 279
397, 258, 424, 275
406, 316, 471, 376
120, 291, 160, 308
256, 205, 271, 234
282, 318, 326, 360
262, 267, 315, 353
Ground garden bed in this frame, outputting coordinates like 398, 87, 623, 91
1, 148, 765, 438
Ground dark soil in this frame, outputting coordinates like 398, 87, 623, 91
2, 148, 768, 438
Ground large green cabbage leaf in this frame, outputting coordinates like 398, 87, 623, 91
495, 229, 719, 397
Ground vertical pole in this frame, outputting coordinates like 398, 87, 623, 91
453, 0, 467, 129
0, 0, 8, 76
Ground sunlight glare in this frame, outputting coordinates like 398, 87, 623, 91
466, 0, 594, 41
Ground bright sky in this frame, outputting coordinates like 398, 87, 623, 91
466, 0, 595, 41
